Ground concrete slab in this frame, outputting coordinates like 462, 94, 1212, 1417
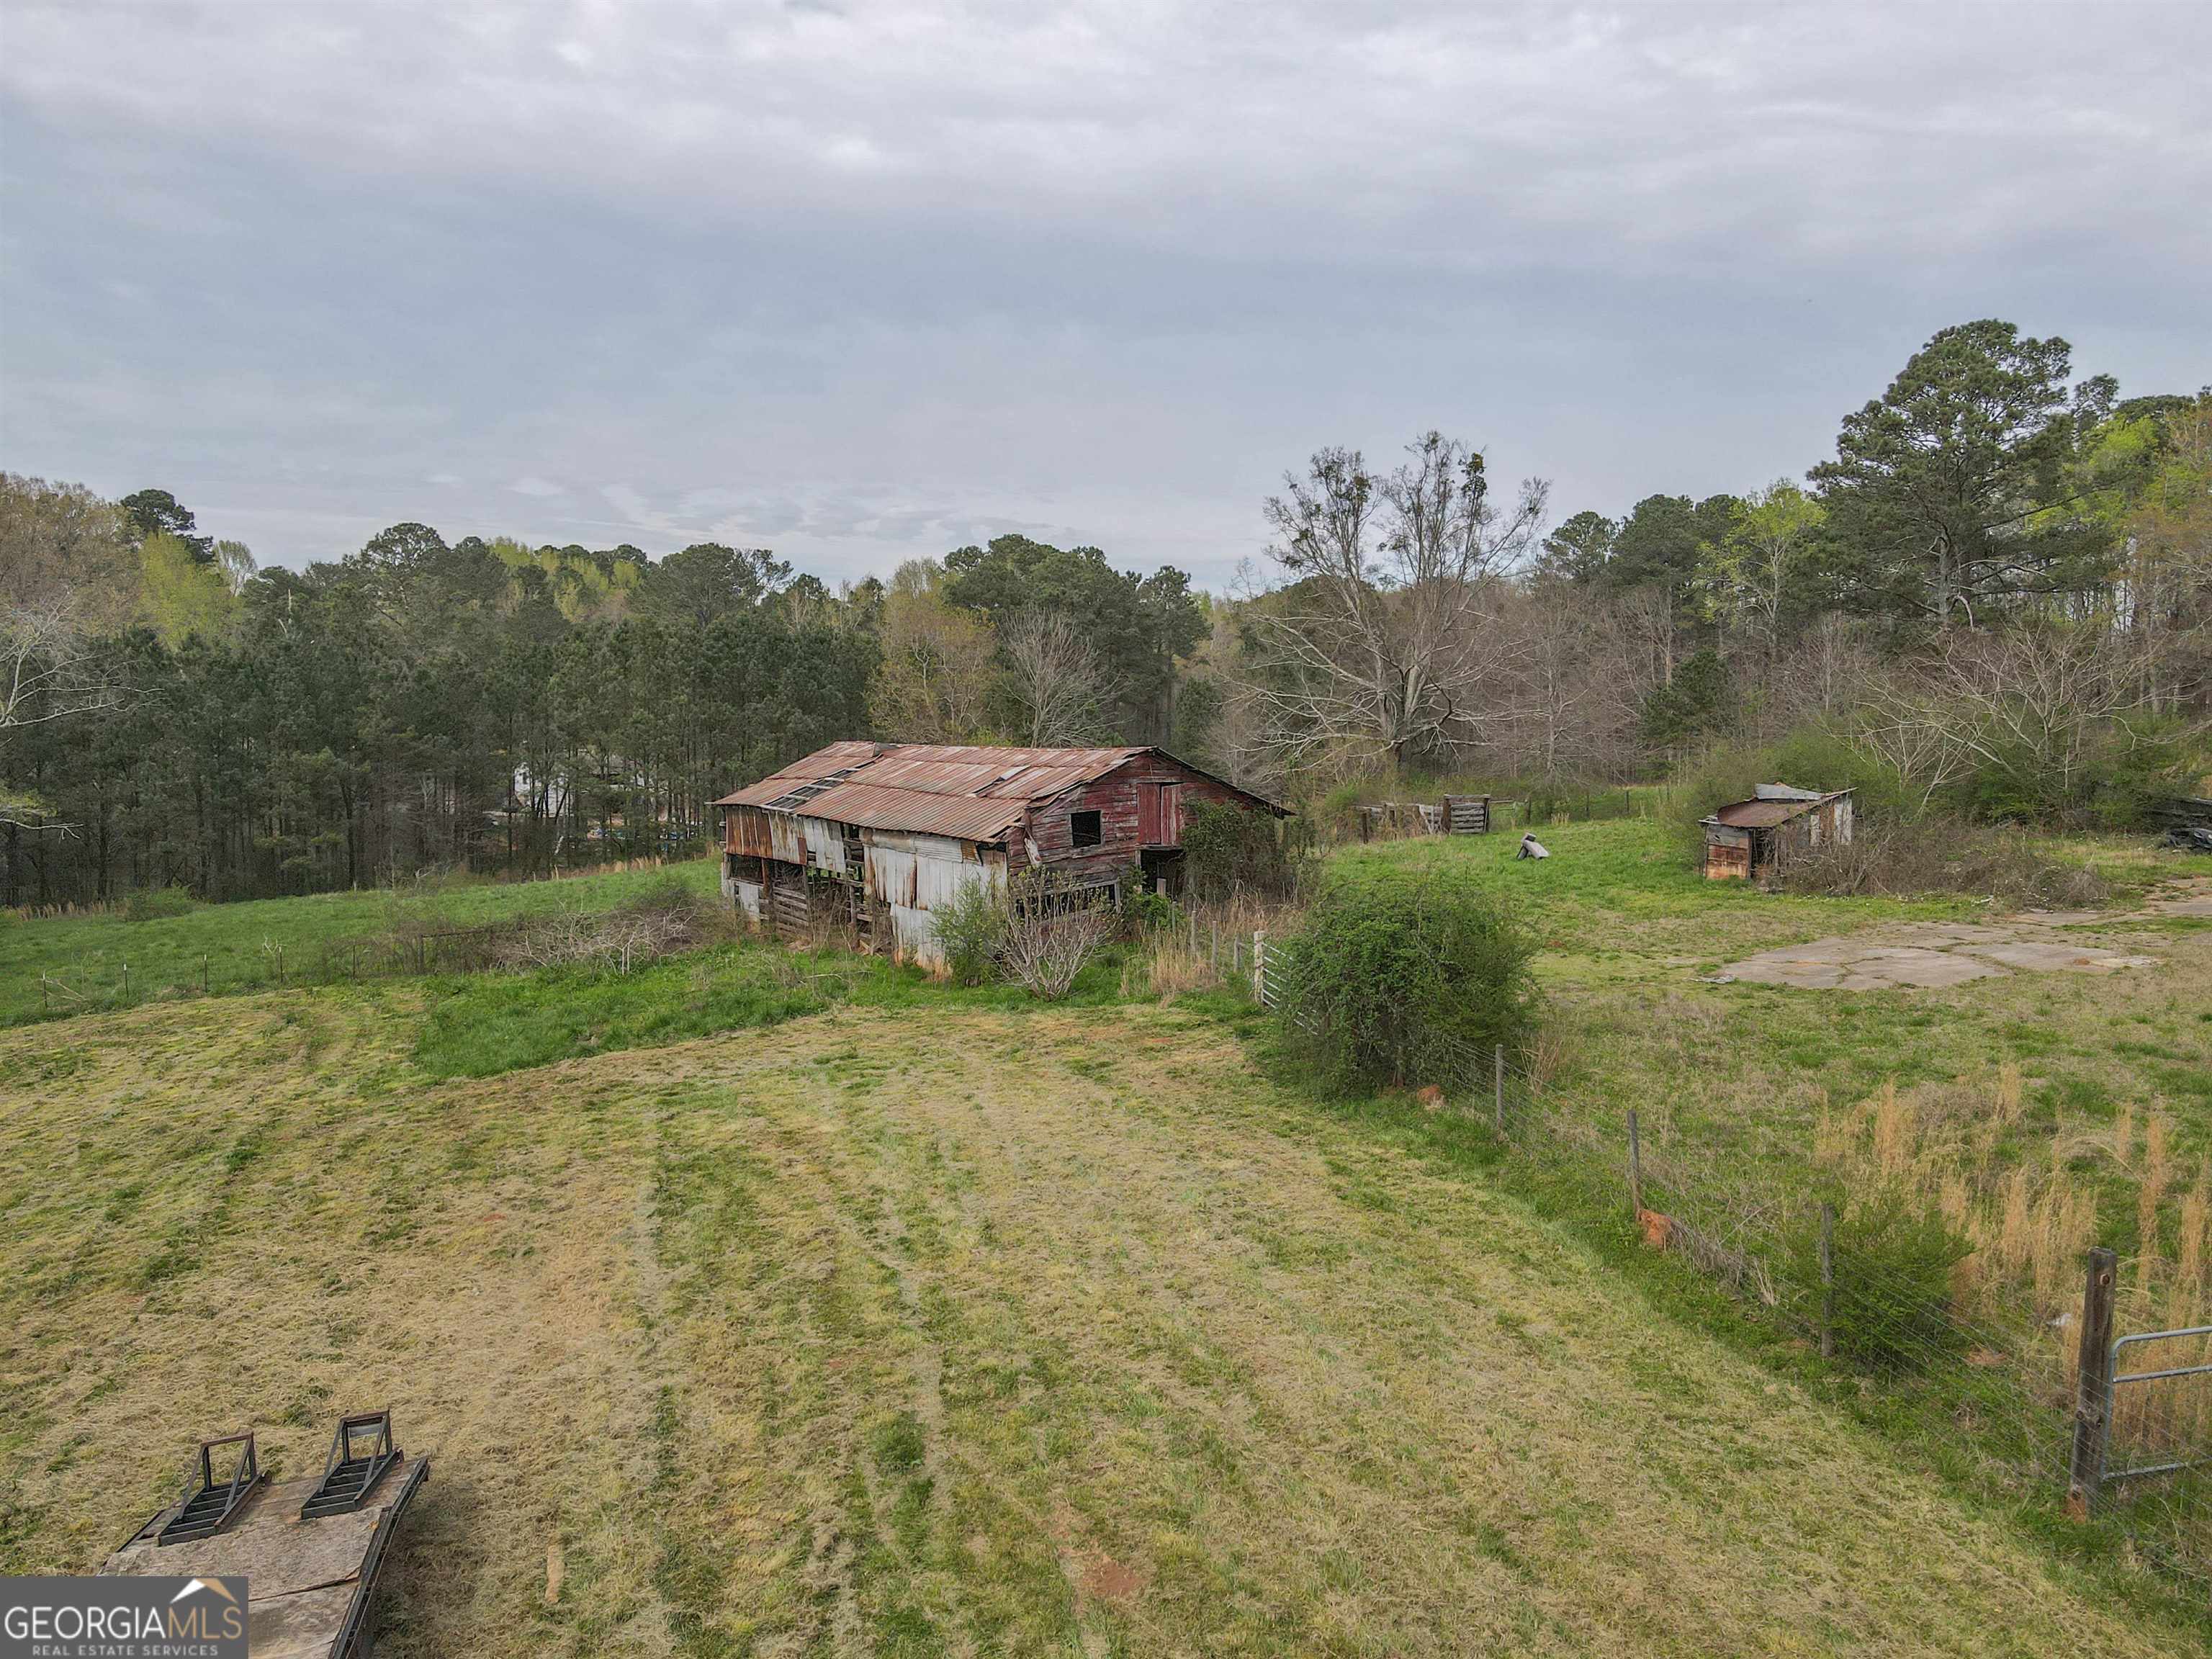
1958, 939, 2161, 974
1715, 920, 2159, 992
1722, 943, 2005, 990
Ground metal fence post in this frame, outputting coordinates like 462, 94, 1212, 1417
1493, 1045, 1505, 1135
1627, 1108, 1643, 1215
2066, 1246, 2118, 1521
1818, 1202, 1836, 1361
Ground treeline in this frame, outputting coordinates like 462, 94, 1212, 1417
0, 484, 1211, 904
1221, 320, 2211, 822
5, 316, 2207, 907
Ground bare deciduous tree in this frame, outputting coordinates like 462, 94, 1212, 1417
999, 608, 1123, 745
998, 866, 1117, 999
3, 598, 126, 832
1853, 619, 2200, 816
1494, 579, 1640, 783
1243, 433, 1547, 773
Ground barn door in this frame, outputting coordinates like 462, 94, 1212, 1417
1138, 781, 1182, 845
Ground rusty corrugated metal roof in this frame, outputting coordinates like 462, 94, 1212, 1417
1707, 788, 1852, 830
796, 782, 1033, 842
712, 741, 1282, 841
714, 742, 1144, 811
714, 741, 888, 807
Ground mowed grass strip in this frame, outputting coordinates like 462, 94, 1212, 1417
0, 992, 2193, 1655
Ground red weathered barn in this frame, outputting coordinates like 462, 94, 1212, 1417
713, 742, 1286, 960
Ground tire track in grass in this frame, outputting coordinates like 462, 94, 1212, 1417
644, 1074, 948, 1655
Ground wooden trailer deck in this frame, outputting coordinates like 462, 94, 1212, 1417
101, 1436, 427, 1659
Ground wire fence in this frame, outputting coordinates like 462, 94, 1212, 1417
1250, 928, 2212, 1590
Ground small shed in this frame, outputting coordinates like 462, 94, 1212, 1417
1701, 784, 1854, 882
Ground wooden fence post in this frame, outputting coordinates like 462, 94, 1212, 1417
1818, 1202, 1837, 1361
120, 962, 130, 1002
1252, 929, 1265, 1004
1627, 1108, 1643, 1215
2067, 1246, 2119, 1521
200, 953, 210, 993
1493, 1045, 1505, 1135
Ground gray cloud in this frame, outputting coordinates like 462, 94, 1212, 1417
3, 1, 2207, 588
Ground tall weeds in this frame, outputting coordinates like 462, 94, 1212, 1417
1813, 1069, 2209, 1462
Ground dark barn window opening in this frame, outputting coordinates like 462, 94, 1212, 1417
1070, 809, 1103, 849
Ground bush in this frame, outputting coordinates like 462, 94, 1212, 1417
2087, 713, 2208, 831
999, 868, 1117, 999
930, 877, 1009, 986
1777, 817, 2110, 908
1786, 1190, 1972, 1373
1182, 801, 1305, 902
1274, 874, 1539, 1093
1120, 876, 1179, 934
122, 885, 197, 922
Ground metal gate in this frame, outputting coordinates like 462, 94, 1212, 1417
2105, 1323, 2212, 1488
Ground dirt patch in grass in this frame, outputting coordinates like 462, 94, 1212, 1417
1, 992, 2196, 1655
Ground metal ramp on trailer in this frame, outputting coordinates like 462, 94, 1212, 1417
299, 1411, 402, 1519
156, 1431, 267, 1545
103, 1418, 428, 1659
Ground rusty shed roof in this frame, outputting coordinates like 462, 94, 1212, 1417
714, 742, 1282, 842
1705, 787, 1852, 830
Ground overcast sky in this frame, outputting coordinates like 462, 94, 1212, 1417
3, 2, 2208, 588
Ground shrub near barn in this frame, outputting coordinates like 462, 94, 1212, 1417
1181, 800, 1308, 902
1274, 873, 1539, 1094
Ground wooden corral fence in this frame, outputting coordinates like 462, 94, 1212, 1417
1357, 801, 1445, 841
1351, 794, 1498, 838
1443, 794, 1492, 835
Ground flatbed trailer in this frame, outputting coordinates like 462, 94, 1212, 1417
100, 1419, 427, 1659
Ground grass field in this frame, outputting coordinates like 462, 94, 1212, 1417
6, 823, 2211, 1651
0, 858, 724, 1028
1338, 819, 2212, 1233
3, 988, 2198, 1655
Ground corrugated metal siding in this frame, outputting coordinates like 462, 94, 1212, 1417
887, 905, 938, 960
863, 833, 986, 914
802, 816, 848, 876
725, 805, 775, 860
871, 839, 1003, 968
768, 813, 807, 866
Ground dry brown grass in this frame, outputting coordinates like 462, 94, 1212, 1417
1813, 1068, 2212, 1465
1123, 892, 1305, 1001
1, 992, 2200, 1655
